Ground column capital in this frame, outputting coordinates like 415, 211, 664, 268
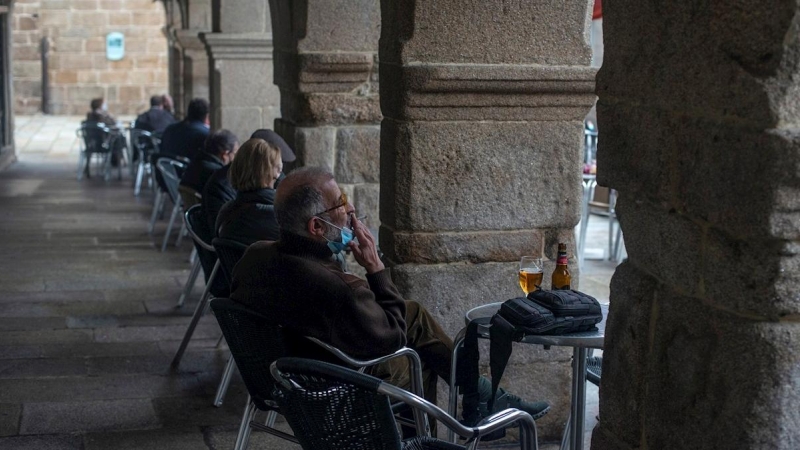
381, 63, 598, 121
201, 32, 274, 60
174, 29, 208, 51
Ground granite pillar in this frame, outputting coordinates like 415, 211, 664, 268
593, 1, 800, 449
202, 0, 279, 142
379, 0, 597, 439
269, 0, 382, 227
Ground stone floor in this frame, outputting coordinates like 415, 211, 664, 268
0, 115, 620, 449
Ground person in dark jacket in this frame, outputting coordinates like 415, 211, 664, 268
134, 95, 176, 135
202, 128, 296, 234
159, 98, 210, 160
179, 129, 239, 196
215, 138, 282, 244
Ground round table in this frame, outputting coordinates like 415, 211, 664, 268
447, 302, 608, 450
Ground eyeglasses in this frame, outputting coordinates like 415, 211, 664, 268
314, 192, 348, 216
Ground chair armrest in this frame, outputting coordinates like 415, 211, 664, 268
305, 336, 429, 436
378, 382, 538, 450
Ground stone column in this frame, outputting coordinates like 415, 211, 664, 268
201, 0, 279, 142
593, 1, 800, 449
174, 30, 209, 107
269, 0, 382, 226
379, 0, 596, 439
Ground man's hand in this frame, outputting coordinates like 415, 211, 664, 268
348, 214, 385, 274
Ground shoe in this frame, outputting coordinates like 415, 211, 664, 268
501, 390, 551, 420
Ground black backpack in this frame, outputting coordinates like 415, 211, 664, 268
457, 290, 603, 430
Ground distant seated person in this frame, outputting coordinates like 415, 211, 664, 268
161, 94, 175, 116
201, 128, 296, 235
179, 129, 239, 209
86, 98, 116, 127
229, 167, 551, 427
134, 95, 176, 135
215, 138, 282, 245
159, 98, 210, 161
84, 98, 125, 169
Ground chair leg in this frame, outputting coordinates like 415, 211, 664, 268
177, 258, 202, 308
448, 328, 467, 443
188, 247, 197, 265
213, 352, 237, 407
103, 152, 112, 182
161, 203, 181, 252
234, 398, 257, 450
171, 260, 219, 368
175, 218, 187, 247
77, 151, 86, 180
560, 415, 571, 450
148, 189, 163, 235
134, 159, 145, 195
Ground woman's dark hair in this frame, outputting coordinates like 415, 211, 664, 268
205, 129, 238, 158
90, 98, 104, 110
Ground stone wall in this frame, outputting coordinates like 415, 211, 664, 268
11, 0, 168, 115
593, 1, 800, 448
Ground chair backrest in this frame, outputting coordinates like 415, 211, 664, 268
130, 128, 160, 156
212, 237, 249, 288
209, 298, 289, 410
78, 121, 110, 153
271, 357, 402, 450
184, 204, 214, 251
156, 156, 186, 204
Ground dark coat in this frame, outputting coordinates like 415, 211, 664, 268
202, 165, 236, 234
230, 232, 407, 360
180, 151, 225, 194
159, 120, 209, 160
86, 110, 116, 127
215, 188, 280, 245
134, 108, 176, 135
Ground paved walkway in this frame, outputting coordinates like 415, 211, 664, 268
1, 115, 618, 449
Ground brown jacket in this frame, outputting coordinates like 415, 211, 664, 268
229, 231, 407, 360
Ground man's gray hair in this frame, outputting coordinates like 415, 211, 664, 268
274, 166, 335, 235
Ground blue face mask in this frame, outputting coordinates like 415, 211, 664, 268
317, 217, 353, 254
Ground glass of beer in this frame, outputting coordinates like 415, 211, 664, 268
519, 256, 543, 295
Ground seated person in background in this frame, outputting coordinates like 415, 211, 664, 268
229, 167, 550, 426
161, 94, 175, 116
202, 128, 296, 235
85, 98, 125, 169
159, 98, 210, 161
134, 95, 176, 135
86, 98, 116, 127
215, 138, 282, 245
179, 129, 239, 208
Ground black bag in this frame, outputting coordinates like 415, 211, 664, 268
458, 290, 603, 426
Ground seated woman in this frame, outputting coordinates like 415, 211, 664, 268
215, 138, 282, 245
179, 129, 238, 209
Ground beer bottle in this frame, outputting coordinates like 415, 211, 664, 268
551, 243, 571, 290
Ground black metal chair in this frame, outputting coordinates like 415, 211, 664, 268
209, 298, 298, 450
209, 237, 251, 408
211, 297, 433, 450
155, 157, 187, 251
130, 128, 160, 196
586, 356, 602, 387
77, 121, 115, 181
271, 357, 539, 450
172, 205, 221, 369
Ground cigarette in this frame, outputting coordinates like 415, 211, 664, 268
357, 215, 368, 221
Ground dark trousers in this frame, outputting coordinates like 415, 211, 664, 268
368, 301, 455, 436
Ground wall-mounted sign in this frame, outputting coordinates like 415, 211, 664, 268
106, 32, 125, 61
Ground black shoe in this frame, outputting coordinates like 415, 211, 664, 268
501, 390, 551, 420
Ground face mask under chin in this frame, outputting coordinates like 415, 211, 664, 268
317, 217, 353, 254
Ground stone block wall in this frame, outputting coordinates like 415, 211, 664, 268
593, 1, 800, 448
11, 0, 168, 115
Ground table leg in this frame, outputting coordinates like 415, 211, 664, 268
573, 347, 589, 450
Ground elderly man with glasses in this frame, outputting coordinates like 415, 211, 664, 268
229, 166, 549, 434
